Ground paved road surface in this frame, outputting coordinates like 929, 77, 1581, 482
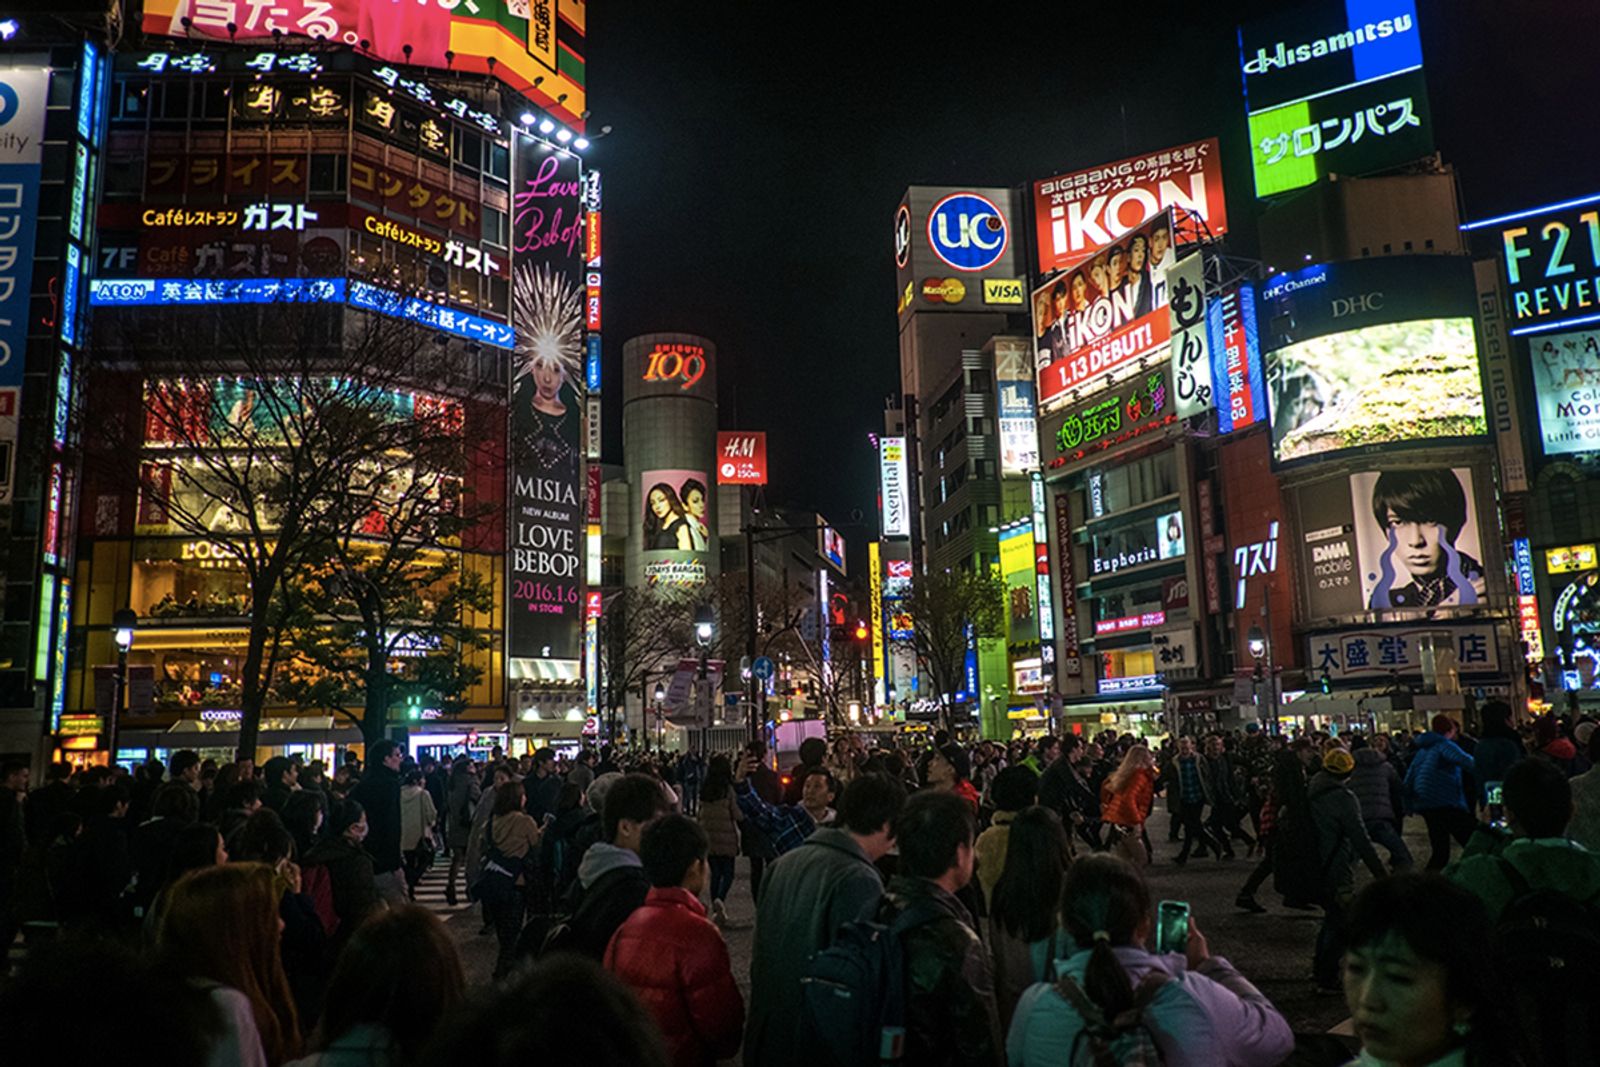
419, 815, 1430, 1040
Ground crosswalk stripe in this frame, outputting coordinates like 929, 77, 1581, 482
411, 863, 473, 913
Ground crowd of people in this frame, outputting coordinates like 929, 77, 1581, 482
0, 700, 1597, 1066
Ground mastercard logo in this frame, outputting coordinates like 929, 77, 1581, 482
921, 277, 967, 304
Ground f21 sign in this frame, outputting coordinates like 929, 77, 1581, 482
1466, 193, 1600, 337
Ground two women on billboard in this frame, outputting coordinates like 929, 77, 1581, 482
643, 472, 710, 552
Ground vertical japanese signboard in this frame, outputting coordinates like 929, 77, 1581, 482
1166, 252, 1211, 420
0, 62, 48, 506
509, 140, 585, 663
1205, 284, 1266, 435
880, 436, 910, 539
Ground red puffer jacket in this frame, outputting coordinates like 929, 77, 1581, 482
603, 886, 745, 1067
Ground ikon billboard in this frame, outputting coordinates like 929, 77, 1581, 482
1032, 138, 1227, 275
716, 431, 768, 484
1035, 211, 1176, 411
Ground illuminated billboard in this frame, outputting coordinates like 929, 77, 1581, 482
716, 431, 768, 484
1000, 524, 1038, 648
1032, 138, 1226, 275
141, 0, 586, 127
1040, 367, 1174, 473
1035, 211, 1176, 412
1464, 193, 1600, 338
642, 470, 712, 550
819, 526, 847, 576
879, 436, 910, 539
509, 140, 585, 663
1166, 252, 1211, 420
1296, 465, 1488, 619
1528, 329, 1600, 456
894, 186, 1024, 318
995, 338, 1038, 475
1240, 2, 1431, 197
0, 62, 47, 507
1206, 284, 1266, 434
1261, 256, 1485, 466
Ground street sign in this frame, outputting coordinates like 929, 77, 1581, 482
751, 656, 775, 681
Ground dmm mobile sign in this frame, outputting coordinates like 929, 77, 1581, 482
1032, 138, 1226, 275
1464, 193, 1600, 337
142, 0, 586, 127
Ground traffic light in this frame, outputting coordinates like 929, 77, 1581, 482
406, 691, 423, 720
853, 620, 869, 641
1319, 671, 1332, 695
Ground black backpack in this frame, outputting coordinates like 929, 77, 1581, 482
1489, 857, 1600, 1067
798, 903, 942, 1065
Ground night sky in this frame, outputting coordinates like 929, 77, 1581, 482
584, 1, 1597, 539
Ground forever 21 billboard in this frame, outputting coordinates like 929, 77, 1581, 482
509, 138, 586, 664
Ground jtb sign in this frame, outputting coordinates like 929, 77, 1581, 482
926, 192, 1009, 272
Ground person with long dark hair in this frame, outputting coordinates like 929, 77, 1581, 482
158, 863, 301, 1066
1342, 873, 1525, 1066
644, 483, 692, 551
1007, 854, 1292, 1066
477, 779, 541, 979
696, 754, 740, 925
988, 806, 1071, 1032
288, 906, 465, 1067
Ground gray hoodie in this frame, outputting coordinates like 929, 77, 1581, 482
576, 840, 641, 889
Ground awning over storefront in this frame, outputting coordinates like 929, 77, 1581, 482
120, 715, 363, 749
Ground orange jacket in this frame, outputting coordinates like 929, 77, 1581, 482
1100, 767, 1156, 827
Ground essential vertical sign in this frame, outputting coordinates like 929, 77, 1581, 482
0, 62, 48, 507
879, 436, 910, 539
509, 139, 586, 663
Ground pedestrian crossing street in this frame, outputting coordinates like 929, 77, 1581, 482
411, 862, 474, 915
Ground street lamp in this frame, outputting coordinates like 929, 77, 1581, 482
1247, 624, 1269, 731
654, 683, 666, 750
694, 605, 715, 752
109, 608, 138, 768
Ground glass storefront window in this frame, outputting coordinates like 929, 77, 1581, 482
1100, 647, 1156, 682
132, 546, 252, 620
1087, 452, 1176, 520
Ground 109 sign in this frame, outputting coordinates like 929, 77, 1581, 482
927, 192, 1009, 272
641, 344, 707, 390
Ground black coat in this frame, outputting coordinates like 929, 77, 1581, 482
303, 835, 380, 934
350, 763, 403, 873
567, 864, 650, 959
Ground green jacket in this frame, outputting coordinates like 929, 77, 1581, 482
744, 827, 884, 1067
1448, 836, 1600, 921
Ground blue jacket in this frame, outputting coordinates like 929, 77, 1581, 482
1404, 731, 1474, 813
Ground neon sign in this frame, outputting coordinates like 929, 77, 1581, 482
1053, 371, 1169, 454
1094, 610, 1165, 636
89, 277, 515, 347
641, 344, 706, 390
1233, 521, 1280, 610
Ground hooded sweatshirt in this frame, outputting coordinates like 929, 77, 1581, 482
568, 841, 650, 959
1449, 836, 1600, 920
577, 840, 642, 889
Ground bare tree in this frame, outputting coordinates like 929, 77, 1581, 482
598, 586, 694, 738
896, 568, 1006, 732
85, 296, 483, 760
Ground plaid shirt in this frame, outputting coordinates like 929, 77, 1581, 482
734, 780, 815, 856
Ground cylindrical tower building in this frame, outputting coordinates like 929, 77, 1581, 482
622, 334, 719, 591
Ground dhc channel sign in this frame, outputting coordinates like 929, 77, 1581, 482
927, 192, 1009, 273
